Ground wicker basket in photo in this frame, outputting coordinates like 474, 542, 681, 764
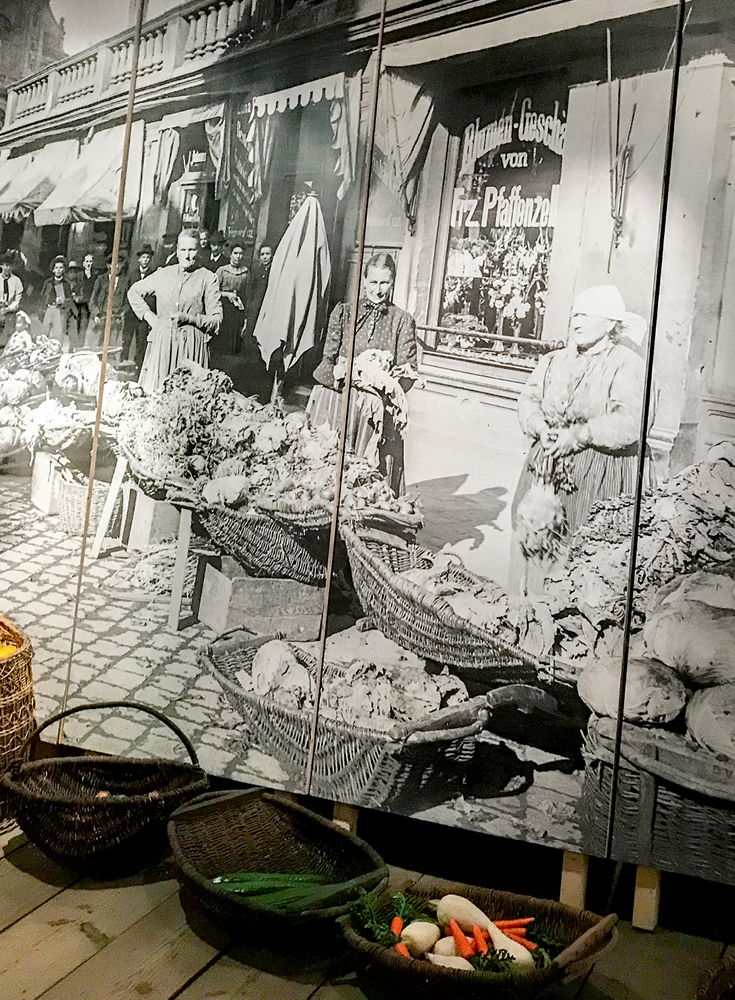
0, 701, 209, 872
341, 523, 544, 689
200, 503, 329, 585
582, 715, 735, 885
340, 875, 618, 1000
57, 473, 121, 537
199, 633, 486, 809
168, 787, 388, 932
697, 953, 735, 1000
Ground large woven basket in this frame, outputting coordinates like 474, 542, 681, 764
168, 787, 388, 932
697, 954, 735, 999
340, 875, 618, 1000
200, 503, 330, 584
341, 524, 546, 689
57, 473, 121, 537
200, 632, 486, 809
582, 715, 735, 884
0, 701, 209, 872
0, 617, 35, 823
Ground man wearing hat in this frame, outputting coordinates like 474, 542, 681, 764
122, 244, 157, 369
511, 284, 654, 589
205, 231, 226, 271
154, 233, 178, 269
39, 256, 77, 348
0, 252, 23, 348
88, 253, 128, 349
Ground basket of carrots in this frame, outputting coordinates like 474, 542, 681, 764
340, 878, 618, 999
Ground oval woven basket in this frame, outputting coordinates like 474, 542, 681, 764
168, 787, 388, 933
341, 524, 545, 689
200, 503, 329, 584
199, 632, 486, 809
340, 876, 618, 1000
0, 701, 209, 872
0, 617, 35, 824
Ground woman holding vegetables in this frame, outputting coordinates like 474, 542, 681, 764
127, 230, 222, 394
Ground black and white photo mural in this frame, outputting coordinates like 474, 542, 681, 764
5, 0, 735, 887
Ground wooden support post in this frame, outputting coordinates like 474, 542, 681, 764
91, 455, 127, 559
559, 850, 588, 909
168, 505, 192, 631
332, 803, 358, 834
632, 866, 661, 931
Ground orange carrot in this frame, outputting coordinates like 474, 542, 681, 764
449, 919, 476, 959
395, 942, 411, 958
506, 931, 537, 952
391, 916, 403, 936
505, 927, 527, 937
494, 917, 535, 929
472, 924, 488, 955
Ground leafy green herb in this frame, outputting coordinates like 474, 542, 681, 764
350, 888, 397, 946
471, 949, 515, 973
392, 892, 438, 926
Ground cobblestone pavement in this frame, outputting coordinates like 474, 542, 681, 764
0, 473, 582, 849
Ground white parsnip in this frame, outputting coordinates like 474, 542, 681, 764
401, 921, 441, 957
432, 936, 458, 957
427, 954, 474, 971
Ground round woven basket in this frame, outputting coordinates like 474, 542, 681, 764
0, 617, 35, 828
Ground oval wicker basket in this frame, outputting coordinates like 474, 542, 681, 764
0, 701, 209, 872
340, 876, 618, 1000
199, 632, 486, 809
341, 523, 548, 689
168, 787, 388, 932
200, 503, 330, 584
0, 617, 35, 825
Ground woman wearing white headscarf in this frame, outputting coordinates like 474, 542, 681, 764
511, 285, 654, 573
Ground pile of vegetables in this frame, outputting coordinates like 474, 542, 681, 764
352, 891, 566, 972
334, 349, 415, 432
340, 459, 419, 520
211, 870, 356, 913
561, 442, 735, 623
233, 636, 469, 729
54, 352, 119, 398
21, 398, 90, 458
1, 330, 61, 373
116, 366, 421, 521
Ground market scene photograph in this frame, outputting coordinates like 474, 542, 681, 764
0, 0, 734, 940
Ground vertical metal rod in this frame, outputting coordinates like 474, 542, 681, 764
604, 0, 687, 858
304, 0, 389, 793
58, 0, 147, 743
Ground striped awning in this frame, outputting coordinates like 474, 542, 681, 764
0, 140, 78, 222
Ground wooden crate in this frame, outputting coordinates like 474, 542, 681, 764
196, 556, 324, 639
121, 483, 181, 551
30, 452, 62, 515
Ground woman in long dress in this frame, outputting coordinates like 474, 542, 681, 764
214, 241, 249, 357
127, 231, 222, 394
510, 284, 654, 589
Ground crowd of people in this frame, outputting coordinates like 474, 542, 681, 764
0, 230, 274, 384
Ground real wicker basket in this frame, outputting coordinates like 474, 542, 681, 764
697, 953, 735, 1000
341, 524, 557, 690
199, 632, 486, 809
0, 701, 209, 872
582, 715, 735, 885
0, 617, 35, 824
57, 473, 121, 537
200, 503, 330, 584
340, 875, 618, 1000
168, 787, 388, 932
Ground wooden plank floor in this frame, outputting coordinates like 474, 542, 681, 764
0, 824, 719, 999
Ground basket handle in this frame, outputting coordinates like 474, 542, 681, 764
16, 700, 201, 767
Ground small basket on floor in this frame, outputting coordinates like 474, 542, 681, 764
340, 876, 618, 1000
168, 787, 388, 933
0, 700, 209, 872
697, 953, 735, 999
0, 616, 35, 828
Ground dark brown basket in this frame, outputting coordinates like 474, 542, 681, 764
200, 503, 329, 584
167, 787, 389, 932
698, 954, 735, 1000
341, 524, 546, 688
582, 715, 735, 885
340, 875, 618, 1000
0, 701, 209, 872
199, 632, 486, 809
